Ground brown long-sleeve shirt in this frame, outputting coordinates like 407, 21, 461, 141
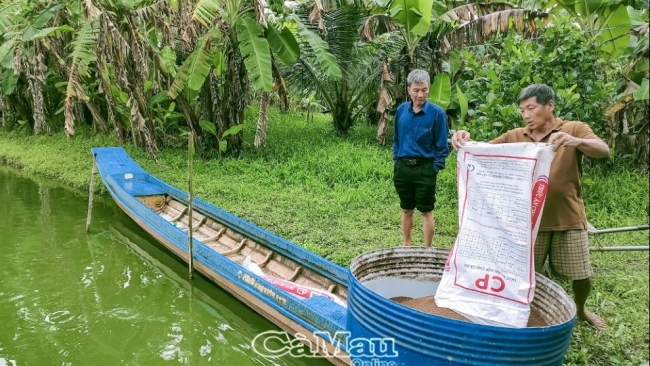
490, 118, 602, 231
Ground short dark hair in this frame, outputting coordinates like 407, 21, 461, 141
517, 84, 555, 105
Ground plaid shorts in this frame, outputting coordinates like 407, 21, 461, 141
534, 230, 593, 280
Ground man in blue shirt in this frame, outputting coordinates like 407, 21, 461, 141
393, 69, 450, 247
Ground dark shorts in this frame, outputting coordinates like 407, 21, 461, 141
393, 159, 438, 212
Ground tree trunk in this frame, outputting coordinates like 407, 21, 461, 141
332, 93, 353, 135
272, 60, 289, 111
221, 36, 248, 153
376, 61, 392, 145
26, 62, 49, 135
255, 92, 270, 148
0, 97, 5, 128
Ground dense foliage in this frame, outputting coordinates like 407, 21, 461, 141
453, 16, 617, 141
4, 0, 645, 163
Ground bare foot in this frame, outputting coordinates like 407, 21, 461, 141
402, 243, 412, 246
578, 310, 606, 330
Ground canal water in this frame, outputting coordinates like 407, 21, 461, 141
0, 166, 329, 366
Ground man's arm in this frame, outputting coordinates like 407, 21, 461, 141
451, 130, 511, 150
489, 132, 510, 144
548, 122, 610, 158
548, 132, 609, 158
392, 108, 400, 161
433, 111, 450, 172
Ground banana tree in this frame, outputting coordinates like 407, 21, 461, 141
73, 0, 178, 155
0, 1, 73, 135
169, 0, 339, 153
427, 3, 549, 110
367, 0, 550, 144
605, 7, 648, 164
364, 0, 435, 101
0, 0, 180, 158
552, 0, 631, 60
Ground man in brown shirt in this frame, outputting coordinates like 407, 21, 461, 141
450, 84, 609, 329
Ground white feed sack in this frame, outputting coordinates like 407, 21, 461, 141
435, 142, 555, 328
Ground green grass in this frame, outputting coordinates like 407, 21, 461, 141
0, 108, 648, 365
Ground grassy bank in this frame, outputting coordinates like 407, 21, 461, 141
1, 108, 648, 365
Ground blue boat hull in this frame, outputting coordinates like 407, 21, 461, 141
91, 147, 351, 365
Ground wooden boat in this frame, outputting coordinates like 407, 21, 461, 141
91, 147, 351, 365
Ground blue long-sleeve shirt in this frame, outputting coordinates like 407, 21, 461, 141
392, 101, 449, 172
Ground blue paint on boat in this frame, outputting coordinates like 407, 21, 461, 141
91, 147, 350, 355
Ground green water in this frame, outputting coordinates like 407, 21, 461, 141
0, 166, 328, 366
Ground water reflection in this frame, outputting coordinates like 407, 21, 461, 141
0, 166, 328, 366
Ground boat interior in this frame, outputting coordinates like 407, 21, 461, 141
136, 194, 348, 302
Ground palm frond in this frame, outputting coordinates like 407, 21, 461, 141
67, 21, 97, 81
192, 0, 220, 27
437, 2, 515, 23
439, 9, 548, 54
321, 7, 367, 66
293, 5, 367, 68
361, 14, 399, 41
133, 0, 170, 23
168, 29, 217, 99
236, 15, 273, 91
63, 21, 97, 137
288, 14, 342, 80
266, 22, 300, 65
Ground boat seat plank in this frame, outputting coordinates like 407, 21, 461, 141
288, 266, 303, 282
177, 216, 205, 230
193, 227, 219, 242
215, 234, 238, 250
263, 261, 295, 280
167, 200, 187, 212
170, 207, 188, 222
204, 241, 230, 252
292, 276, 326, 290
189, 230, 209, 241
203, 228, 226, 243
158, 205, 179, 221
220, 239, 248, 256
259, 252, 274, 267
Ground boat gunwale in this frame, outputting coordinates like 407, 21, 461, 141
92, 148, 351, 364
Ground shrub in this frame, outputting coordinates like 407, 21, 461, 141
455, 16, 617, 141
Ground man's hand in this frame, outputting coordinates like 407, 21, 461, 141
548, 132, 582, 151
451, 130, 472, 151
548, 131, 610, 158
